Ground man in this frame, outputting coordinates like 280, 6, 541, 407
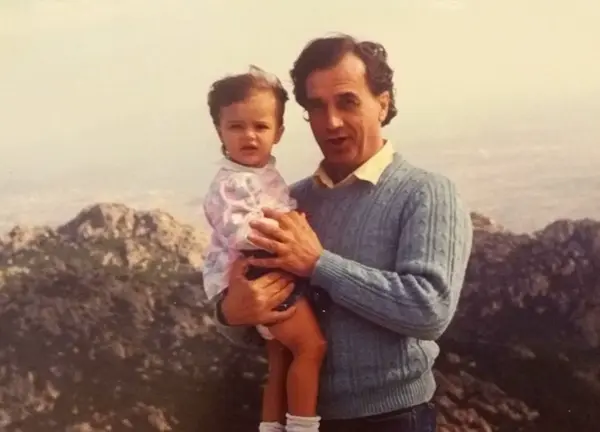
211, 34, 473, 431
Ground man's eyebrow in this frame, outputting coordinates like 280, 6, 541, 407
338, 91, 359, 99
306, 91, 358, 102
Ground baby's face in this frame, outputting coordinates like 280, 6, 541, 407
218, 90, 283, 168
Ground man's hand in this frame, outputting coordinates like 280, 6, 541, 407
221, 258, 297, 326
247, 209, 324, 278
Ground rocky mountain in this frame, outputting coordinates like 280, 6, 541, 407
0, 204, 599, 431
439, 212, 600, 431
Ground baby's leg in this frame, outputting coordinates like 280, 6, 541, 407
261, 339, 291, 428
268, 296, 326, 429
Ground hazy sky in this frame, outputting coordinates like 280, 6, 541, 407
1, 0, 600, 185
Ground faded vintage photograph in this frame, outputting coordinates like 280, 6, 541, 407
1, 1, 599, 431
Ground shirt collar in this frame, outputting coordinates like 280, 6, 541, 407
218, 155, 277, 174
312, 141, 395, 188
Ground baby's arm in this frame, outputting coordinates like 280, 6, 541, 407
205, 172, 276, 251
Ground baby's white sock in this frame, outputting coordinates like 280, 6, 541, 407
259, 421, 285, 432
285, 413, 321, 431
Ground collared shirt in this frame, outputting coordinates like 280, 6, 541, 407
312, 141, 395, 188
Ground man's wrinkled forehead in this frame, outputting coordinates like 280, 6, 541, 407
305, 53, 367, 100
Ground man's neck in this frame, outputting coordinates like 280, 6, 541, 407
322, 140, 387, 184
321, 163, 354, 184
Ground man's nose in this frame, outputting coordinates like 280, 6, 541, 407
325, 108, 344, 130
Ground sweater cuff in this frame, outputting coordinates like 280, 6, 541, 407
310, 249, 347, 291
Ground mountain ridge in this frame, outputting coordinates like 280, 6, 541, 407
0, 203, 599, 431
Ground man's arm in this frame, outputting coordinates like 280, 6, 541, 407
310, 174, 473, 340
208, 292, 265, 351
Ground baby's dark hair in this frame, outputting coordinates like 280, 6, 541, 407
207, 66, 289, 155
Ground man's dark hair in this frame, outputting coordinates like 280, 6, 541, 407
290, 34, 397, 126
207, 66, 289, 154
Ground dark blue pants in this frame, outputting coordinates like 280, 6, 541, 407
320, 403, 437, 432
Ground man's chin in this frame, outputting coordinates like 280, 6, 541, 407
325, 151, 356, 166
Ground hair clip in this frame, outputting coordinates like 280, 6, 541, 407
248, 64, 281, 86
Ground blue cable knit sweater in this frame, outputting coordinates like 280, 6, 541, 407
213, 153, 473, 420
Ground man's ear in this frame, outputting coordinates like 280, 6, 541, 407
273, 125, 285, 145
377, 91, 390, 123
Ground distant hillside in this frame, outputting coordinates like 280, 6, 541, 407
0, 204, 599, 431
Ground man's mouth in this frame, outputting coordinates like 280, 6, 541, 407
327, 137, 347, 146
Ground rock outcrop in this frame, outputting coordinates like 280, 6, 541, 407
0, 203, 599, 431
436, 214, 600, 431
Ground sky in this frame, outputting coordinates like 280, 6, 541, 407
0, 0, 599, 230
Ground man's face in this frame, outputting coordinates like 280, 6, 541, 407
304, 53, 390, 178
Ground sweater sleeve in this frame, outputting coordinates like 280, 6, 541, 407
309, 174, 473, 340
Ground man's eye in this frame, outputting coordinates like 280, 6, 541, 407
340, 97, 359, 109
